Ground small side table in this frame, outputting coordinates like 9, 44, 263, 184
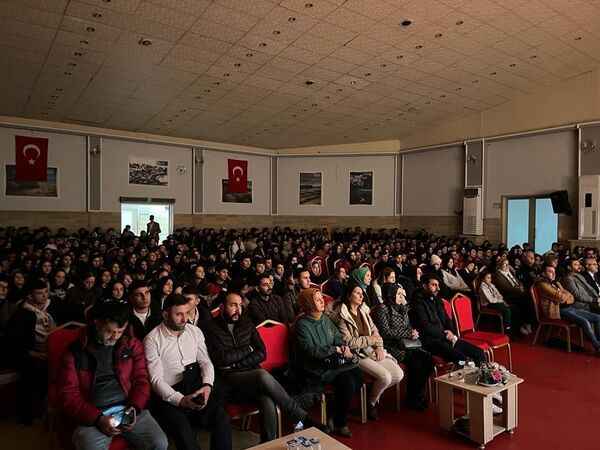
435, 368, 524, 449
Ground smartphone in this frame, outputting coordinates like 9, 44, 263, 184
193, 395, 206, 408
119, 408, 136, 428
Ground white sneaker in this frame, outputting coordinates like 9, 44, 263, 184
520, 325, 531, 335
492, 404, 503, 415
493, 393, 503, 404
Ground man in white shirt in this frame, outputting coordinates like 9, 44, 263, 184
144, 294, 231, 450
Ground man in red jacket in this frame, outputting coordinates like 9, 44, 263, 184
58, 302, 168, 450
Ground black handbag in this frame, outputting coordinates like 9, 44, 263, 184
401, 338, 423, 350
323, 351, 359, 370
177, 362, 203, 396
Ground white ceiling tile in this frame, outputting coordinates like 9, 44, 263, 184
324, 7, 379, 33
201, 3, 261, 32
277, 45, 324, 64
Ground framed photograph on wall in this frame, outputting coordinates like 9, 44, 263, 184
128, 157, 169, 186
222, 179, 252, 203
349, 171, 373, 205
299, 172, 322, 205
5, 165, 58, 197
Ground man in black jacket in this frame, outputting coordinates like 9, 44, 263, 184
247, 274, 295, 325
128, 281, 162, 340
410, 274, 485, 365
203, 292, 317, 442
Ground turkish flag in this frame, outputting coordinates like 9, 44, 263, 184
15, 135, 48, 181
227, 159, 248, 193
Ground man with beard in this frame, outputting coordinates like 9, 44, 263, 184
144, 294, 231, 450
204, 293, 321, 442
247, 274, 295, 325
58, 301, 168, 450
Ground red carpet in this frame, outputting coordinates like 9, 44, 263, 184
333, 341, 600, 450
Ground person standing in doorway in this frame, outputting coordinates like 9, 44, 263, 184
147, 215, 161, 244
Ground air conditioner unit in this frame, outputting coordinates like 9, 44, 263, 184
579, 175, 600, 239
463, 187, 483, 235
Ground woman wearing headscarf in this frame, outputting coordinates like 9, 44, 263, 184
371, 283, 434, 410
350, 266, 375, 306
330, 281, 404, 420
294, 288, 363, 437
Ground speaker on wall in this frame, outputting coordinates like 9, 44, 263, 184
550, 190, 572, 215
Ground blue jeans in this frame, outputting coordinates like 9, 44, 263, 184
560, 307, 600, 350
73, 409, 168, 450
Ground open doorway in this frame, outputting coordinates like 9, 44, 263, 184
121, 201, 172, 243
505, 196, 558, 254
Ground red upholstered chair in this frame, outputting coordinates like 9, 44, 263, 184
225, 320, 286, 437
452, 294, 512, 370
47, 322, 129, 450
530, 286, 584, 353
442, 298, 493, 362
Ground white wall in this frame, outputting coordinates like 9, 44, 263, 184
0, 126, 86, 211
101, 138, 193, 213
202, 149, 271, 215
277, 155, 396, 216
402, 146, 464, 216
484, 130, 578, 218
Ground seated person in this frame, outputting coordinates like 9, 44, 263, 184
128, 280, 162, 340
410, 274, 485, 365
65, 272, 102, 322
349, 267, 375, 306
494, 257, 535, 332
294, 288, 363, 438
537, 264, 600, 354
322, 266, 347, 301
7, 279, 57, 424
371, 283, 434, 411
58, 302, 168, 450
330, 282, 404, 420
441, 256, 471, 295
204, 293, 320, 442
478, 270, 523, 335
581, 256, 600, 295
144, 294, 232, 450
0, 274, 19, 343
247, 274, 295, 325
283, 269, 312, 314
371, 267, 396, 305
182, 286, 211, 326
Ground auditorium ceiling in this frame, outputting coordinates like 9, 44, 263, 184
1, 0, 600, 149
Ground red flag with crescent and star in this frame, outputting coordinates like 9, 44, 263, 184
227, 159, 248, 193
15, 135, 48, 181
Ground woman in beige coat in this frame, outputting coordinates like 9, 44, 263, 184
330, 281, 404, 420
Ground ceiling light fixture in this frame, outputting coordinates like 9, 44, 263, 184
456, 87, 462, 91
288, 17, 296, 22
305, 80, 314, 85
456, 20, 464, 25
74, 51, 83, 57
246, 52, 253, 57
92, 12, 102, 18
64, 71, 73, 76
273, 30, 281, 35
56, 88, 63, 92
472, 79, 479, 83
349, 80, 357, 85
380, 63, 387, 68
415, 44, 423, 49
396, 55, 404, 59
575, 36, 582, 40
138, 38, 153, 46
401, 19, 412, 27
204, 89, 211, 93
234, 62, 241, 67
530, 55, 537, 59
364, 72, 372, 77
305, 2, 314, 8
213, 81, 221, 85
86, 26, 96, 33
509, 63, 516, 67
490, 71, 497, 75
80, 39, 89, 45
312, 103, 318, 107
67, 62, 77, 67
223, 73, 230, 77
434, 33, 443, 38
258, 42, 267, 47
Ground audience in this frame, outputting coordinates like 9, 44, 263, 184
478, 271, 517, 335
58, 302, 168, 450
3, 223, 600, 445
